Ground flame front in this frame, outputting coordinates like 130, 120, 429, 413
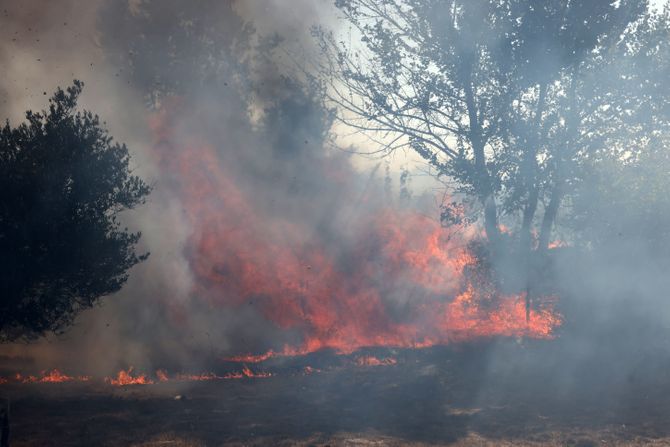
149, 102, 561, 363
0, 102, 561, 387
14, 370, 90, 384
105, 368, 154, 386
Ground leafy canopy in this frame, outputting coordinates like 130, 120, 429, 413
0, 81, 150, 341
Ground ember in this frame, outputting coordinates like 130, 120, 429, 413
174, 372, 222, 381
106, 368, 154, 386
36, 369, 90, 383
223, 366, 272, 379
355, 356, 398, 367
3, 370, 90, 384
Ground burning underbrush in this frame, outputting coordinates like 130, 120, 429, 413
0, 350, 399, 387
145, 102, 562, 365
0, 101, 564, 387
9, 340, 670, 447
2, 370, 91, 384
0, 367, 274, 388
103, 366, 275, 386
0, 342, 544, 390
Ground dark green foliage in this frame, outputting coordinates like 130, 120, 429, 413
0, 81, 150, 341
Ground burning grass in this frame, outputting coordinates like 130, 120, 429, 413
5, 343, 670, 447
0, 365, 276, 388
105, 368, 154, 386
10, 370, 90, 384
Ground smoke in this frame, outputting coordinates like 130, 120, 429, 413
0, 0, 338, 374
0, 2, 669, 422
0, 0, 448, 375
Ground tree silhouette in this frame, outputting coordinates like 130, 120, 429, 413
0, 81, 150, 341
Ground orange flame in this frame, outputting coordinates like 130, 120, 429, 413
10, 370, 90, 384
105, 368, 154, 386
149, 102, 562, 363
226, 351, 278, 363
37, 369, 90, 383
223, 366, 272, 379
0, 368, 281, 385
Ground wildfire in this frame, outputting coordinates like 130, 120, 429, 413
226, 351, 279, 363
0, 367, 277, 387
149, 101, 562, 364
224, 366, 273, 379
106, 368, 154, 386
37, 369, 90, 383
6, 370, 91, 384
109, 367, 273, 385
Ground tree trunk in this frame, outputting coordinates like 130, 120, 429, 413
463, 69, 500, 248
538, 183, 563, 252
521, 83, 547, 321
519, 83, 547, 254
520, 187, 539, 253
522, 187, 539, 322
536, 70, 577, 253
483, 194, 500, 248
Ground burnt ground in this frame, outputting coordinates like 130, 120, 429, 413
3, 340, 670, 447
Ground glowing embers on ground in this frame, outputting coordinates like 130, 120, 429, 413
355, 356, 398, 367
222, 366, 273, 380
0, 366, 275, 387
162, 366, 273, 382
302, 366, 321, 375
0, 355, 402, 387
104, 366, 273, 386
150, 102, 562, 364
12, 369, 90, 384
106, 367, 154, 386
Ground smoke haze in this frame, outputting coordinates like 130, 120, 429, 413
1, 1, 670, 412
0, 0, 449, 375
